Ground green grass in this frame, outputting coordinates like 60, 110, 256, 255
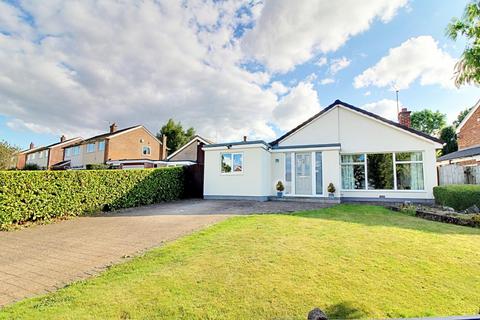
2, 205, 480, 319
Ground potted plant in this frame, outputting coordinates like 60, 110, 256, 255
327, 183, 336, 198
276, 181, 285, 197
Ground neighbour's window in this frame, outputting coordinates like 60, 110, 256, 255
73, 146, 80, 155
87, 143, 95, 153
341, 154, 366, 190
395, 152, 424, 190
27, 154, 32, 161
221, 153, 243, 174
65, 148, 71, 157
142, 146, 151, 155
341, 152, 424, 191
39, 151, 43, 159
98, 140, 105, 151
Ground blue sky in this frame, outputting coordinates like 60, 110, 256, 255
0, 0, 478, 149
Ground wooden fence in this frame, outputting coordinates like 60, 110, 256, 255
438, 164, 480, 185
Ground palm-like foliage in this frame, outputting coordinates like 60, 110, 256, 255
446, 1, 480, 87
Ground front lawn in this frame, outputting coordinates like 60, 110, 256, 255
2, 205, 480, 319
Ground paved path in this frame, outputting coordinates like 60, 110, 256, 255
0, 199, 330, 307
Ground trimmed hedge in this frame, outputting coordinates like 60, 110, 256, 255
0, 167, 184, 229
433, 184, 480, 211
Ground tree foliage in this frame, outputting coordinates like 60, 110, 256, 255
157, 119, 195, 154
439, 126, 458, 156
453, 107, 473, 127
0, 140, 19, 170
446, 1, 480, 87
410, 110, 447, 136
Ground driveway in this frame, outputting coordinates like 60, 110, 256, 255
0, 199, 330, 307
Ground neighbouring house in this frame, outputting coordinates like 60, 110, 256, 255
437, 99, 480, 166
15, 136, 82, 170
203, 100, 442, 203
64, 123, 166, 169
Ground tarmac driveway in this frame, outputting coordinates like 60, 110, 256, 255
0, 199, 330, 307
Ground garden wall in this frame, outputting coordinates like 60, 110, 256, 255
0, 167, 184, 230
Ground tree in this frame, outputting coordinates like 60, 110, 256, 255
446, 1, 480, 87
0, 140, 19, 170
439, 126, 458, 156
410, 110, 447, 136
453, 106, 473, 127
157, 119, 195, 153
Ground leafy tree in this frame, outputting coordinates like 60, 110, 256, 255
410, 110, 447, 136
439, 126, 458, 155
453, 106, 473, 127
157, 119, 195, 153
0, 140, 19, 170
446, 1, 480, 87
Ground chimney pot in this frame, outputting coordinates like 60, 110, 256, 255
60, 135, 66, 143
243, 136, 247, 142
398, 108, 411, 128
29, 142, 35, 149
109, 122, 117, 133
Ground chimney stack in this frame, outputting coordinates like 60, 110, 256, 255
243, 135, 247, 142
398, 107, 411, 128
60, 135, 66, 143
161, 135, 167, 160
29, 142, 35, 149
109, 122, 117, 133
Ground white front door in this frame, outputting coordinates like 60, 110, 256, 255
295, 152, 312, 195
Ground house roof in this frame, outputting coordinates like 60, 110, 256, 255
437, 145, 480, 162
19, 137, 82, 154
202, 140, 270, 149
166, 135, 212, 160
455, 99, 480, 133
270, 100, 443, 146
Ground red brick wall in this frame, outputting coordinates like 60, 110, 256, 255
458, 106, 480, 150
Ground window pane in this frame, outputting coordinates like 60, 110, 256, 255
367, 153, 394, 190
396, 152, 422, 162
295, 153, 312, 195
142, 146, 151, 155
98, 141, 105, 151
315, 152, 323, 194
396, 163, 424, 190
341, 164, 365, 189
285, 153, 292, 194
221, 153, 232, 173
341, 154, 365, 163
233, 153, 243, 172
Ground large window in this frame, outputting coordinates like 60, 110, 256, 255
221, 153, 243, 174
65, 148, 71, 157
341, 152, 424, 191
73, 146, 80, 156
87, 143, 95, 153
98, 140, 105, 151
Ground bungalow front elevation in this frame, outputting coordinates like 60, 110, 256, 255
203, 100, 443, 203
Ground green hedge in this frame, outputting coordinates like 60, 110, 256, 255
433, 185, 480, 211
0, 167, 184, 229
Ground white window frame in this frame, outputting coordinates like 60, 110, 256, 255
86, 143, 96, 153
340, 152, 425, 192
142, 146, 151, 155
284, 151, 324, 197
220, 152, 244, 175
65, 148, 71, 157
73, 146, 80, 156
98, 140, 105, 151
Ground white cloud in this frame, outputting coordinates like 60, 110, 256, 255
320, 78, 335, 85
364, 91, 371, 96
354, 35, 456, 90
315, 56, 328, 67
329, 57, 351, 75
362, 99, 399, 121
242, 0, 408, 72
273, 81, 321, 130
270, 81, 289, 95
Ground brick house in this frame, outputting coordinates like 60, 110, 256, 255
15, 136, 82, 170
438, 99, 480, 165
63, 123, 167, 169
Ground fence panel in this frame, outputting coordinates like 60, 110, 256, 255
439, 164, 480, 185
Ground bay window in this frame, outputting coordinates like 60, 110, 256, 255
341, 152, 424, 191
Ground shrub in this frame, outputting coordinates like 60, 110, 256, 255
23, 163, 40, 170
0, 167, 184, 229
433, 185, 480, 211
327, 183, 336, 194
276, 181, 284, 192
85, 163, 111, 170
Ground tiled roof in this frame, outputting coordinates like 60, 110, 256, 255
437, 145, 480, 162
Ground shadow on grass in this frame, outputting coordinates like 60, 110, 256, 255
292, 204, 480, 236
325, 301, 367, 319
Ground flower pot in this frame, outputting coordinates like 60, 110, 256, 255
328, 193, 335, 198
277, 191, 284, 197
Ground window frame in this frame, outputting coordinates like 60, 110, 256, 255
340, 151, 425, 192
283, 151, 324, 196
98, 140, 105, 151
86, 143, 96, 153
220, 152, 244, 175
142, 146, 151, 156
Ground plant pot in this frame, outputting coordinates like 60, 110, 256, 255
277, 191, 284, 198
328, 193, 335, 198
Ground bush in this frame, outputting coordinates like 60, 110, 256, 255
433, 185, 480, 211
0, 167, 184, 229
85, 163, 111, 170
23, 163, 40, 170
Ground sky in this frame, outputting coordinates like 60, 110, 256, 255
0, 0, 478, 149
